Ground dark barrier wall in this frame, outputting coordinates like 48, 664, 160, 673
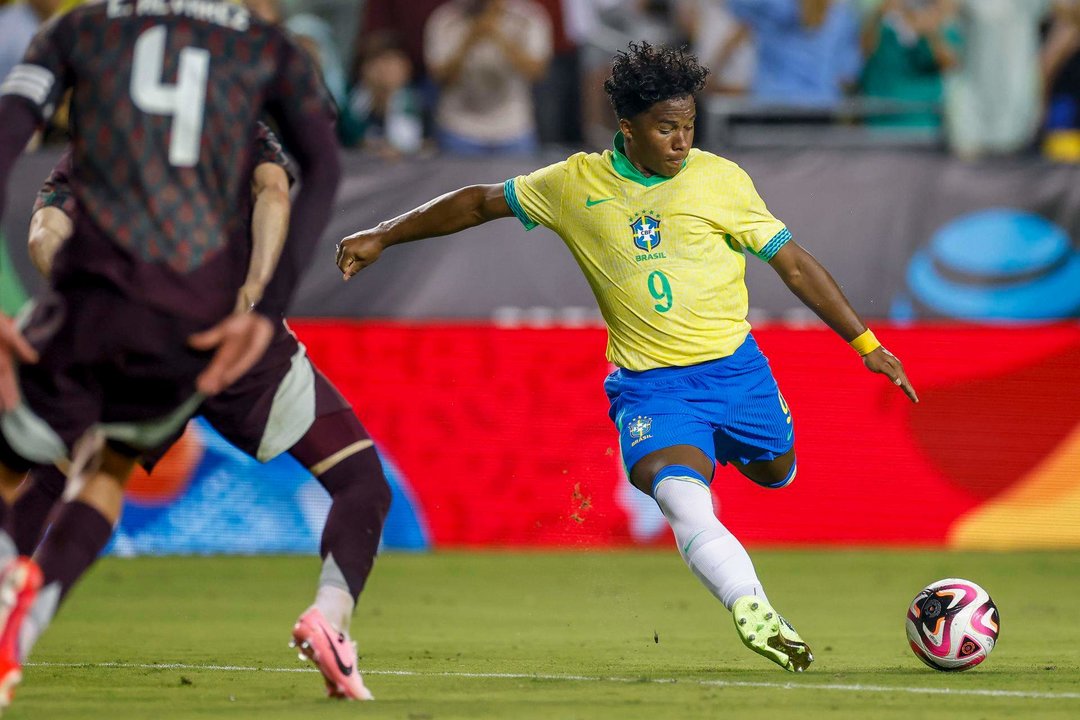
5, 149, 1080, 321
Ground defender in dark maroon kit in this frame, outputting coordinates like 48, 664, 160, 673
0, 0, 343, 709
16, 128, 390, 700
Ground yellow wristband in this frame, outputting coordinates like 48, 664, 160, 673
849, 329, 881, 356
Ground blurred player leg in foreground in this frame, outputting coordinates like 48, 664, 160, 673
11, 464, 63, 557
0, 289, 226, 713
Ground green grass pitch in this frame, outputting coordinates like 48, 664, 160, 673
13, 550, 1080, 719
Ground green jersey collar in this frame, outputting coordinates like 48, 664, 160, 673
610, 132, 685, 187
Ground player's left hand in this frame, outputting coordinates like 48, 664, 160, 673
863, 346, 919, 403
0, 313, 39, 411
188, 312, 274, 395
336, 230, 385, 280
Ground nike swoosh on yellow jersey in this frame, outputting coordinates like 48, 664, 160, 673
585, 196, 615, 207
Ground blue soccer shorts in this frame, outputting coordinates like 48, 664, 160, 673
603, 333, 794, 477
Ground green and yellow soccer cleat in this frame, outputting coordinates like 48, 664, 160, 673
731, 596, 814, 672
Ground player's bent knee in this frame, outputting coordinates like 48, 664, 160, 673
751, 457, 795, 489
629, 446, 714, 496
101, 446, 139, 484
764, 459, 797, 489
737, 452, 796, 489
651, 464, 709, 496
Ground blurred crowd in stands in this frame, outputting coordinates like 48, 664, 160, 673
5, 0, 1080, 160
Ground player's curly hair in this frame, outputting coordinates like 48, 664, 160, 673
603, 42, 709, 120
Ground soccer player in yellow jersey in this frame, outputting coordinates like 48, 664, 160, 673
336, 42, 918, 673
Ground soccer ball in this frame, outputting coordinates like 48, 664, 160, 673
905, 578, 1000, 672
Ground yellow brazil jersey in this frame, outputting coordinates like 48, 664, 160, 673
504, 133, 790, 371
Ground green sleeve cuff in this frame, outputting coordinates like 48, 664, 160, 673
751, 228, 792, 262
503, 178, 538, 230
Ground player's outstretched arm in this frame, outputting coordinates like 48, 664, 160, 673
768, 240, 918, 403
336, 183, 513, 280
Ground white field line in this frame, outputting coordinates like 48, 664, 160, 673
25, 661, 1080, 701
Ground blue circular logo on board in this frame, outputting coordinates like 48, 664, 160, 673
892, 209, 1080, 320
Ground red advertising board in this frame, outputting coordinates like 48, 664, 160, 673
290, 322, 1080, 549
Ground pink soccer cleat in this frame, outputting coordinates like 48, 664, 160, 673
290, 607, 373, 700
0, 557, 43, 713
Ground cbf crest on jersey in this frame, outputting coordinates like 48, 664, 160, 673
627, 415, 653, 447
631, 215, 662, 252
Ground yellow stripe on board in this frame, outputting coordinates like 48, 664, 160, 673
949, 421, 1080, 549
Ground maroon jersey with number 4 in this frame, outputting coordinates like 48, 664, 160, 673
7, 0, 332, 322
33, 121, 293, 239
29, 124, 350, 469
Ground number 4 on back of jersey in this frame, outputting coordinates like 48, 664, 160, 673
130, 26, 210, 167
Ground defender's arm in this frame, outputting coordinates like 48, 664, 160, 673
236, 162, 291, 313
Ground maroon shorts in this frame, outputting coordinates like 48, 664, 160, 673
141, 322, 351, 469
0, 286, 211, 471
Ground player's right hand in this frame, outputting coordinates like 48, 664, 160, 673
188, 312, 274, 396
336, 230, 385, 280
0, 313, 39, 411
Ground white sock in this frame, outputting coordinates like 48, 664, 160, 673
312, 584, 354, 635
653, 475, 767, 610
